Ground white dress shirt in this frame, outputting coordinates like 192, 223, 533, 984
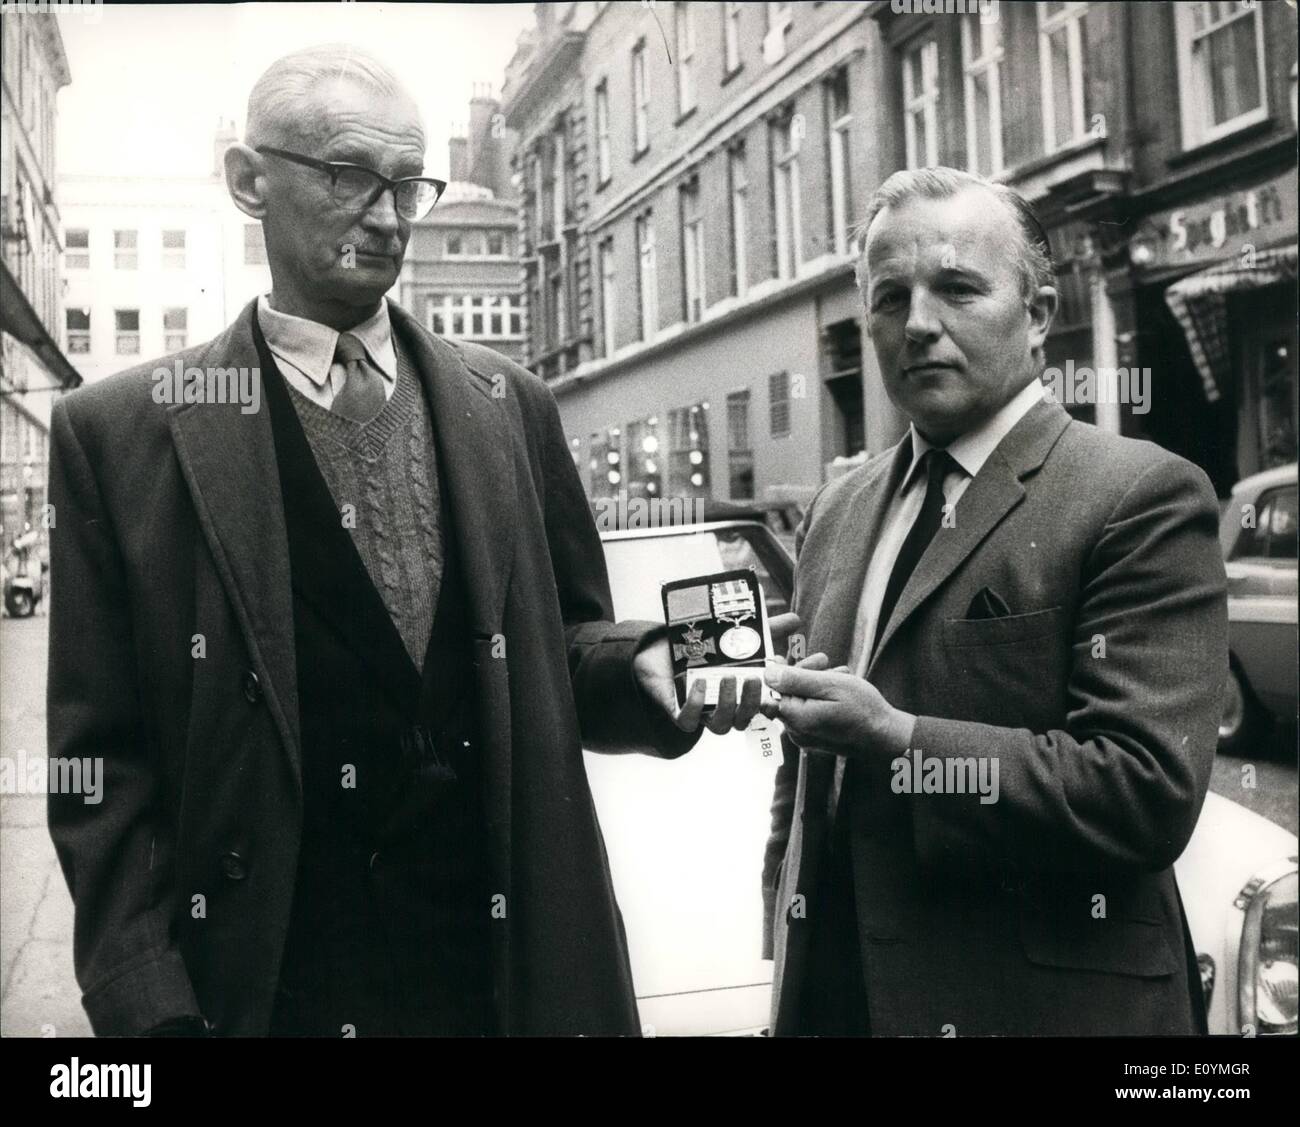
256, 294, 398, 410
849, 378, 1047, 676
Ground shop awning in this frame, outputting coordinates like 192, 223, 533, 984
0, 262, 83, 391
1164, 244, 1297, 403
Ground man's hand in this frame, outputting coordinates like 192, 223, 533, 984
634, 612, 803, 735
761, 662, 916, 759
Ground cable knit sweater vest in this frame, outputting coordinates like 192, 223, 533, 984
284, 341, 444, 670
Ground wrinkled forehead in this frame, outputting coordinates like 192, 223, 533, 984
291, 76, 426, 158
863, 188, 1017, 281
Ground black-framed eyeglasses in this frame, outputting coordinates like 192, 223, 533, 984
255, 146, 447, 221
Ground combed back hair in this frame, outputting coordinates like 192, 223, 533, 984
851, 167, 1054, 300
245, 43, 419, 151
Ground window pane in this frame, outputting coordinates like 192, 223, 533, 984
1206, 16, 1261, 125
1050, 27, 1073, 145
769, 371, 790, 437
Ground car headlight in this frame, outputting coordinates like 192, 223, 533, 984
1237, 866, 1298, 1035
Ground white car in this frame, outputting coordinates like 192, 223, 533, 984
584, 520, 1299, 1036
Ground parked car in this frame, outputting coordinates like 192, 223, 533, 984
585, 519, 1298, 1035
1218, 464, 1298, 753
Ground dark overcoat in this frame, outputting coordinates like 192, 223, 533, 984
47, 298, 693, 1036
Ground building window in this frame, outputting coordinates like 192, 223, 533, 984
625, 415, 663, 500
244, 223, 267, 265
724, 1, 743, 75
826, 69, 852, 257
426, 294, 524, 340
589, 426, 623, 498
163, 307, 188, 351
599, 237, 617, 359
552, 125, 567, 236
636, 212, 657, 341
726, 389, 754, 500
1038, 2, 1088, 154
772, 113, 802, 280
65, 308, 90, 354
114, 229, 137, 270
486, 230, 506, 256
769, 371, 791, 438
668, 403, 711, 498
446, 232, 465, 256
764, 2, 792, 64
594, 79, 612, 185
162, 229, 186, 269
903, 37, 940, 169
1174, 1, 1267, 149
632, 40, 650, 155
548, 265, 567, 346
675, 3, 696, 115
65, 228, 89, 269
962, 15, 1005, 176
729, 145, 748, 298
680, 179, 705, 323
115, 309, 140, 355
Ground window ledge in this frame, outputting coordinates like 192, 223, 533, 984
675, 106, 698, 128
1165, 117, 1280, 171
630, 144, 650, 165
595, 175, 612, 194
998, 131, 1106, 185
721, 63, 744, 87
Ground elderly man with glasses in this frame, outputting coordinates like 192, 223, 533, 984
46, 44, 768, 1038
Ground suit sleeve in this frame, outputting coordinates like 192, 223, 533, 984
761, 492, 821, 957
46, 399, 202, 1036
534, 383, 700, 760
908, 456, 1228, 874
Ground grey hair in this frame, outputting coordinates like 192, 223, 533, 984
245, 43, 420, 150
851, 167, 1054, 300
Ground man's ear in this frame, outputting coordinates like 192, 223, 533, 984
1026, 284, 1057, 352
225, 143, 268, 220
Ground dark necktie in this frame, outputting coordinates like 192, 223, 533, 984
872, 448, 957, 654
330, 331, 386, 424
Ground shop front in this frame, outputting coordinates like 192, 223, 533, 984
1129, 166, 1298, 497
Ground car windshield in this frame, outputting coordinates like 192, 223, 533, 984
602, 526, 792, 621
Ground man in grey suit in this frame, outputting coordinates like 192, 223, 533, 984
760, 167, 1227, 1036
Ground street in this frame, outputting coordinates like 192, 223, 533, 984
1, 611, 1296, 1036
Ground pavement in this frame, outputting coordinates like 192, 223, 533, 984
1, 610, 1295, 1038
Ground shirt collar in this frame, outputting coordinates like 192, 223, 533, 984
899, 378, 1046, 494
256, 294, 398, 388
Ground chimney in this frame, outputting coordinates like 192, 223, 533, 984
467, 84, 507, 196
213, 118, 238, 178
448, 130, 469, 183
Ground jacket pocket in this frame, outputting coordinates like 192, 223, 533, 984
942, 605, 1062, 648
1019, 898, 1179, 978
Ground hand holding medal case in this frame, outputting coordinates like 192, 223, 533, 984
661, 568, 777, 710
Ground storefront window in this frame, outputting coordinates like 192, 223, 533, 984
624, 416, 663, 500
668, 403, 711, 499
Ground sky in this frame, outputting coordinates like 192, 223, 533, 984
54, 2, 537, 180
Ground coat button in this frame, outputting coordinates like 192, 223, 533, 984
242, 670, 262, 703
220, 852, 247, 881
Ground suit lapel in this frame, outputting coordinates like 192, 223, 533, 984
867, 396, 1073, 671
808, 438, 913, 667
167, 301, 302, 783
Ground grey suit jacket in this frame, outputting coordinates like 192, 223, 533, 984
763, 396, 1227, 1035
